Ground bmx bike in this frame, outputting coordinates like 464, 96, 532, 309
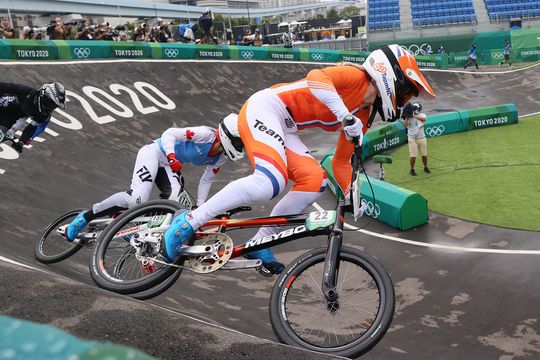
89, 134, 395, 358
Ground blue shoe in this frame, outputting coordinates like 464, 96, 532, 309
246, 249, 285, 275
162, 211, 195, 262
65, 211, 89, 242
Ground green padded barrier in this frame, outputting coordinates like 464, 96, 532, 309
156, 43, 197, 59
267, 46, 300, 61
298, 47, 342, 62
518, 47, 540, 62
108, 41, 151, 58
0, 316, 154, 360
414, 54, 449, 69
362, 121, 407, 160
422, 111, 466, 138
2, 39, 57, 60
229, 45, 268, 60
55, 40, 109, 59
449, 51, 470, 67
195, 44, 229, 59
460, 103, 518, 130
340, 50, 371, 63
321, 154, 428, 230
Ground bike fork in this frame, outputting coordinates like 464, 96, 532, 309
322, 203, 345, 305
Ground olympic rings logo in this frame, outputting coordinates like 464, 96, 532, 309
425, 125, 445, 137
164, 49, 179, 58
361, 199, 381, 218
311, 53, 325, 61
240, 50, 254, 59
492, 52, 504, 59
73, 47, 91, 58
404, 43, 430, 56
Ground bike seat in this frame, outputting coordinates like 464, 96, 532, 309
373, 155, 393, 164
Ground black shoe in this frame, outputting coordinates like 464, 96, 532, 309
424, 167, 431, 174
410, 169, 417, 176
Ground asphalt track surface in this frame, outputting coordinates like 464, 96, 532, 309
1, 60, 540, 360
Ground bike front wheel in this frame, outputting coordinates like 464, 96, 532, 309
34, 209, 85, 264
90, 200, 185, 294
269, 246, 395, 358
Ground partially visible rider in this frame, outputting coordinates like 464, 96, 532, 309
162, 45, 436, 275
65, 121, 232, 241
0, 82, 66, 152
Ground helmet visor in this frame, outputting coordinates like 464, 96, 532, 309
39, 95, 59, 113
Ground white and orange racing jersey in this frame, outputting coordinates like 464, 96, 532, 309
270, 65, 371, 131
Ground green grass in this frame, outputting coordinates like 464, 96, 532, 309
384, 115, 540, 231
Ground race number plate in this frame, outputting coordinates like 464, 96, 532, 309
306, 210, 337, 230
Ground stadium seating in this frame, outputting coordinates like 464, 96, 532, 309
368, 0, 400, 31
411, 0, 477, 27
485, 0, 540, 21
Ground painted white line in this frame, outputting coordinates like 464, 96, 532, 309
423, 61, 540, 75
519, 111, 540, 118
312, 203, 540, 254
0, 255, 51, 273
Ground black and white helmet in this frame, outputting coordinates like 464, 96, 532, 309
412, 102, 422, 114
37, 82, 66, 114
217, 113, 244, 162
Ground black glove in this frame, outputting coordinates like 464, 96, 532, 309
401, 102, 413, 119
11, 140, 23, 153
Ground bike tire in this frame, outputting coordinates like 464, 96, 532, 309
269, 246, 395, 358
90, 200, 185, 294
34, 209, 85, 264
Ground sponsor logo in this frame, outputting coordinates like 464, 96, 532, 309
164, 48, 179, 58
0, 96, 17, 107
417, 61, 435, 68
285, 117, 295, 129
199, 50, 223, 57
521, 50, 540, 56
16, 49, 49, 58
271, 53, 294, 60
253, 119, 285, 147
311, 53, 325, 61
73, 47, 91, 58
361, 199, 381, 218
245, 225, 307, 248
381, 73, 392, 97
473, 116, 508, 127
136, 165, 152, 182
240, 50, 254, 59
186, 129, 195, 140
342, 55, 366, 63
373, 136, 400, 151
373, 62, 387, 73
425, 125, 445, 137
114, 49, 144, 57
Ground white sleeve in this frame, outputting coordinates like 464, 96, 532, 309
196, 155, 226, 206
160, 126, 215, 155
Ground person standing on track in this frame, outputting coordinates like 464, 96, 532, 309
161, 44, 436, 275
464, 43, 479, 70
0, 82, 66, 152
499, 39, 512, 68
64, 122, 231, 241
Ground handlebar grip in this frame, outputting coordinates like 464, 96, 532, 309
343, 115, 360, 147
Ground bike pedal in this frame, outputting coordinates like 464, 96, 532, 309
255, 265, 274, 278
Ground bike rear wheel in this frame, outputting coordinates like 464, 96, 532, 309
34, 209, 85, 264
90, 200, 185, 294
269, 246, 395, 358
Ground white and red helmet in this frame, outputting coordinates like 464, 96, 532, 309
363, 44, 435, 121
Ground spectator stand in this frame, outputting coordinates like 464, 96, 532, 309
368, 0, 401, 31
485, 0, 540, 23
411, 0, 477, 28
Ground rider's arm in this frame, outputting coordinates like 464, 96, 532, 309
413, 113, 427, 122
306, 66, 365, 122
160, 126, 215, 155
196, 155, 226, 207
18, 115, 49, 144
0, 82, 33, 98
